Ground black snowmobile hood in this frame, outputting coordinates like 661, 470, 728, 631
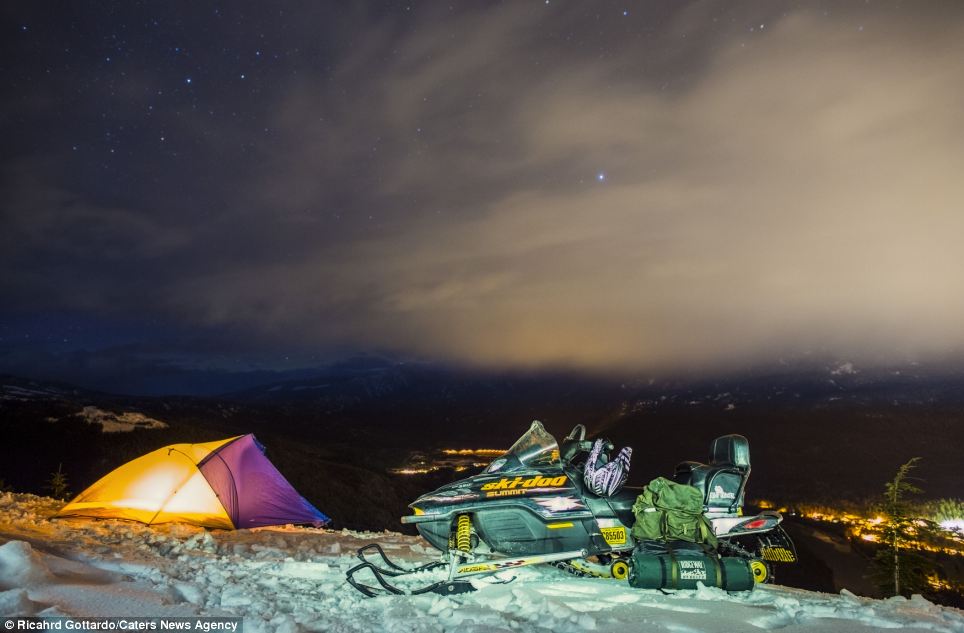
410, 467, 577, 511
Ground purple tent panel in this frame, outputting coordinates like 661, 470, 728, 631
199, 435, 330, 528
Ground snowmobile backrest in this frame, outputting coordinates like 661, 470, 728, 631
673, 461, 746, 513
673, 461, 705, 487
672, 435, 751, 514
709, 434, 750, 471
704, 470, 745, 511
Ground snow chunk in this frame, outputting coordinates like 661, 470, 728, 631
220, 585, 252, 608
171, 582, 205, 605
0, 541, 54, 589
183, 530, 218, 553
0, 589, 46, 616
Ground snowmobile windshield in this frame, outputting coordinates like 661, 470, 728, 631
486, 420, 560, 473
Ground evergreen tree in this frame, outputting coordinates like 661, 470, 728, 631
930, 499, 964, 526
870, 458, 937, 597
46, 463, 70, 501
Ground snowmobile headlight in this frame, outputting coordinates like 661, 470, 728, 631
486, 458, 508, 473
413, 507, 425, 516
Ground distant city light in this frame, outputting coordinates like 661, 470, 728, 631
441, 448, 504, 456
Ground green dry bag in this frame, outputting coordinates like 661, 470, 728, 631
628, 551, 755, 592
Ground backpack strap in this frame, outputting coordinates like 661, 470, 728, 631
658, 550, 667, 588
666, 541, 678, 590
712, 553, 723, 588
698, 516, 718, 550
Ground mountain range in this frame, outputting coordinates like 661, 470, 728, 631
1, 356, 962, 527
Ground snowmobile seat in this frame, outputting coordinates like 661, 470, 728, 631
567, 458, 639, 528
574, 479, 639, 529
606, 486, 642, 527
634, 538, 711, 556
672, 435, 750, 514
673, 461, 704, 483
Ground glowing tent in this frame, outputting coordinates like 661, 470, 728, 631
56, 434, 329, 529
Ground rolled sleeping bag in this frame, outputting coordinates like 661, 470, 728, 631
628, 551, 755, 592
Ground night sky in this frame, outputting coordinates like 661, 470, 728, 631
3, 1, 964, 387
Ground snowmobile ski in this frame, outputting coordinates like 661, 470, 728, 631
346, 543, 588, 597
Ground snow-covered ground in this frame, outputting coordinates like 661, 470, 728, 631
1, 493, 962, 632
71, 405, 169, 432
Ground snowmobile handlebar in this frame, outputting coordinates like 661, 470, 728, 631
560, 424, 598, 466
564, 424, 587, 442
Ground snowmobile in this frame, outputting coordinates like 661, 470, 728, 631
345, 421, 797, 596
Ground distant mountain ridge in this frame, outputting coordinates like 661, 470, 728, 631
1, 357, 962, 508
222, 355, 964, 414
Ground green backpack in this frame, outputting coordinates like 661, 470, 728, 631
631, 477, 718, 550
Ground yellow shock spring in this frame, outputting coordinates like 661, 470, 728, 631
455, 514, 472, 552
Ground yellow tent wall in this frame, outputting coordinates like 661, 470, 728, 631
56, 437, 239, 529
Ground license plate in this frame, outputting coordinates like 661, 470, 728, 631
601, 527, 627, 545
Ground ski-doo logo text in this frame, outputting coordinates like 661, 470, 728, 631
481, 475, 567, 492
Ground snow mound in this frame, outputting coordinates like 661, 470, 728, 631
0, 588, 46, 617
0, 541, 55, 589
73, 406, 168, 432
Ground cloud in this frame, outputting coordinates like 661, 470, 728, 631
5, 3, 964, 371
